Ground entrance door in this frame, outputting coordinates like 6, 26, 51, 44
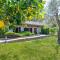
29, 28, 32, 32
15, 27, 21, 33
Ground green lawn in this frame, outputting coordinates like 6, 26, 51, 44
0, 36, 60, 60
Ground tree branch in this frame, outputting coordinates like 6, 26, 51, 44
55, 12, 60, 26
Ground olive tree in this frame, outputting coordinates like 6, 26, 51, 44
48, 0, 60, 44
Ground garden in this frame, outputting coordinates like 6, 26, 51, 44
0, 0, 45, 39
0, 0, 60, 60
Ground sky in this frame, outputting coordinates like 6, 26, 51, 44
44, 0, 50, 7
45, 0, 50, 3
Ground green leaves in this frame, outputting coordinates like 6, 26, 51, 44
0, 0, 45, 29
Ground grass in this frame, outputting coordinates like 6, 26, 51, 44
0, 36, 60, 60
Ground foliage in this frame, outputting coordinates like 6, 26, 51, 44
5, 31, 34, 38
46, 0, 60, 44
0, 0, 45, 24
0, 0, 45, 35
0, 20, 5, 37
5, 32, 21, 38
36, 12, 46, 20
0, 29, 5, 37
0, 20, 5, 28
47, 0, 60, 27
49, 27, 58, 35
19, 31, 34, 36
0, 26, 9, 38
41, 27, 49, 34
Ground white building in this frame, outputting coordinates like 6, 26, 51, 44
15, 21, 44, 34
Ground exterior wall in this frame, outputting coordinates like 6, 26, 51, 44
9, 27, 41, 34
20, 27, 41, 34
17, 24, 42, 34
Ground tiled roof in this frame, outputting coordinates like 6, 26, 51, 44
24, 21, 44, 26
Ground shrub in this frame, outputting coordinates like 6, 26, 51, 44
19, 31, 34, 36
49, 27, 57, 35
5, 32, 21, 38
41, 27, 49, 34
0, 25, 10, 38
0, 29, 5, 38
5, 31, 34, 38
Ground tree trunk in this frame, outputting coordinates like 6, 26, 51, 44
55, 11, 60, 44
58, 27, 60, 44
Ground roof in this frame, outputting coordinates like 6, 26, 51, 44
24, 21, 44, 26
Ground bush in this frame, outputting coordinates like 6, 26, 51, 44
49, 27, 57, 35
5, 31, 34, 38
41, 27, 49, 34
0, 25, 10, 38
19, 31, 34, 36
0, 29, 5, 38
5, 32, 21, 38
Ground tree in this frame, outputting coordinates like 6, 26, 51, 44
0, 0, 45, 36
0, 0, 45, 25
47, 0, 60, 44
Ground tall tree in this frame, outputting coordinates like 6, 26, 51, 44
0, 0, 44, 24
48, 0, 60, 44
0, 0, 45, 33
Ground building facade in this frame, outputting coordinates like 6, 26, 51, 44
15, 21, 44, 34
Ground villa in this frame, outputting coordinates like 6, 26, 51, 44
15, 21, 44, 34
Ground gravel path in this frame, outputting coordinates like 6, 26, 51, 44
0, 35, 48, 43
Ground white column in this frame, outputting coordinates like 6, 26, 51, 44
21, 27, 24, 32
37, 28, 38, 34
32, 28, 34, 33
37, 28, 40, 34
